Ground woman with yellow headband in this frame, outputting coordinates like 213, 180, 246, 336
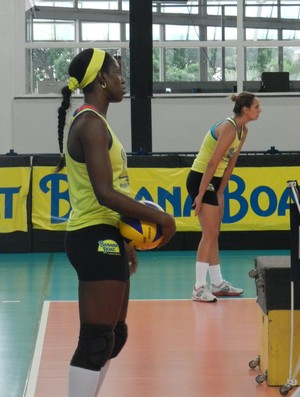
57, 48, 176, 397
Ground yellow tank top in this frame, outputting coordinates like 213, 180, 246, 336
191, 117, 243, 177
65, 105, 131, 231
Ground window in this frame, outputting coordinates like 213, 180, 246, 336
25, 0, 300, 94
32, 20, 75, 41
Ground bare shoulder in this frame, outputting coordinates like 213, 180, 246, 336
216, 119, 236, 140
74, 111, 107, 133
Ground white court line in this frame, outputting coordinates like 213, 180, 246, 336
1, 300, 21, 303
23, 300, 50, 397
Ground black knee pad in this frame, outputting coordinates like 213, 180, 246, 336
71, 323, 115, 371
110, 321, 128, 359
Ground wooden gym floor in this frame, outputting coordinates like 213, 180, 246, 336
0, 249, 299, 397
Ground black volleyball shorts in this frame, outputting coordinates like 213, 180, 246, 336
186, 170, 222, 207
65, 224, 129, 282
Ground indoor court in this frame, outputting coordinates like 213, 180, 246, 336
1, 249, 298, 397
3, 2, 300, 397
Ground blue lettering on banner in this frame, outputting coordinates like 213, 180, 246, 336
223, 174, 291, 223
250, 186, 277, 216
278, 188, 291, 216
223, 175, 248, 223
158, 187, 182, 217
39, 174, 71, 224
133, 186, 153, 203
0, 187, 21, 218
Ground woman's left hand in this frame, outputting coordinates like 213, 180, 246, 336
217, 192, 224, 207
193, 194, 203, 216
126, 242, 138, 276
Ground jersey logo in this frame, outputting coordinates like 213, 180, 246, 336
225, 147, 237, 160
206, 183, 215, 192
98, 239, 121, 255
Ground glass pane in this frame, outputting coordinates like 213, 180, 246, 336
225, 47, 237, 81
207, 27, 237, 40
281, 3, 300, 19
245, 1, 278, 18
153, 47, 161, 82
165, 25, 199, 41
207, 1, 237, 17
203, 47, 238, 82
153, 24, 160, 41
165, 48, 199, 81
283, 30, 300, 40
125, 23, 129, 41
78, 1, 118, 10
37, 0, 74, 6
27, 48, 76, 94
246, 47, 279, 80
32, 20, 75, 41
122, 0, 129, 11
283, 47, 300, 80
81, 22, 120, 41
245, 28, 278, 41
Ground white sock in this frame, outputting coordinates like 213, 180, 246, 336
68, 366, 99, 397
94, 361, 110, 396
208, 264, 223, 286
195, 262, 209, 288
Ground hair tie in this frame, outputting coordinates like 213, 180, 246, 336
68, 76, 79, 92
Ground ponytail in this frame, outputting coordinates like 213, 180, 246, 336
56, 85, 71, 172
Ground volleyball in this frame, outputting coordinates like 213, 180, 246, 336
119, 200, 164, 250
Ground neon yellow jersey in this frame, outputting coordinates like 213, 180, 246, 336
191, 117, 243, 177
65, 105, 131, 231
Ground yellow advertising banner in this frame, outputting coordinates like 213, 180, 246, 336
31, 165, 300, 232
0, 167, 31, 233
127, 167, 299, 232
32, 166, 70, 230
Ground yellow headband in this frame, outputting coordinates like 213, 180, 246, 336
68, 49, 106, 92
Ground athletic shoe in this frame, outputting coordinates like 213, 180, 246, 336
192, 285, 218, 302
211, 280, 244, 297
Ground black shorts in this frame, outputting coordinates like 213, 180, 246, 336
65, 224, 129, 282
186, 170, 222, 207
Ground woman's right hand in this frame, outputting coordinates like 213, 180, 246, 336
158, 213, 176, 248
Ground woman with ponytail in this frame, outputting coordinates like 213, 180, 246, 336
57, 48, 176, 397
186, 92, 261, 303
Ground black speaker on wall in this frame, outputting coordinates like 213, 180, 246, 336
261, 72, 290, 92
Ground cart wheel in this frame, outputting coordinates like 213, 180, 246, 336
255, 372, 267, 384
279, 385, 293, 396
249, 356, 260, 369
249, 269, 258, 278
